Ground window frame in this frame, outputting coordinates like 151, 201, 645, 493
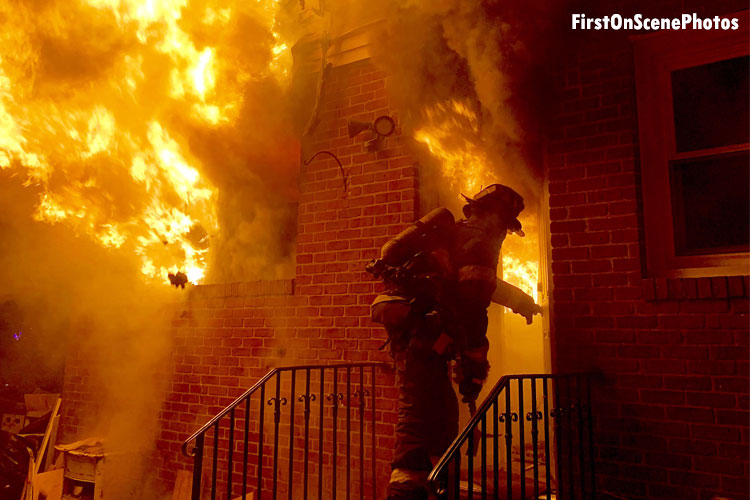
633, 12, 749, 278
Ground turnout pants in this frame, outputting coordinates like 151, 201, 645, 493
387, 348, 458, 500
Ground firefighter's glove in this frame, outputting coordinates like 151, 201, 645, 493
459, 379, 483, 404
365, 258, 385, 277
514, 300, 542, 325
455, 356, 489, 404
492, 280, 543, 324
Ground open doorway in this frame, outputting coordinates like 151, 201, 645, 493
455, 192, 554, 494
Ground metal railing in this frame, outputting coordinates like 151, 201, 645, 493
428, 373, 596, 499
182, 362, 388, 500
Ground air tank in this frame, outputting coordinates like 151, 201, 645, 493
379, 207, 455, 266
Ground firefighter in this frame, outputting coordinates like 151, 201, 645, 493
366, 184, 541, 500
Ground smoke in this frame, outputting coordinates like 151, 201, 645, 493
325, 0, 566, 304
184, 76, 302, 282
0, 0, 316, 496
364, 0, 564, 208
0, 170, 175, 497
0, 0, 308, 285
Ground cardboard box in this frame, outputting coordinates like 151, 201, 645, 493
24, 394, 60, 420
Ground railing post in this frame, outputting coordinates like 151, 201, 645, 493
318, 368, 325, 500
492, 399, 499, 497
211, 422, 219, 500
504, 386, 514, 500
542, 378, 552, 500
243, 397, 250, 499
228, 409, 235, 500
529, 377, 540, 500
355, 366, 368, 500
586, 377, 597, 500
288, 370, 296, 500
269, 371, 287, 500
258, 383, 265, 497
552, 377, 563, 500
371, 365, 377, 500
191, 434, 204, 500
299, 369, 315, 500
346, 367, 351, 500
576, 376, 586, 499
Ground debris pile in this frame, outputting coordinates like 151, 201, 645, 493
0, 394, 60, 500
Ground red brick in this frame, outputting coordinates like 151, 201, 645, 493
550, 220, 587, 233
686, 392, 736, 409
591, 244, 627, 258
570, 231, 610, 246
569, 203, 609, 219
588, 215, 638, 230
696, 278, 713, 298
693, 456, 744, 476
727, 276, 746, 297
684, 331, 734, 344
668, 471, 719, 489
640, 390, 684, 405
691, 424, 740, 442
668, 438, 717, 456
718, 442, 749, 460
722, 475, 750, 493
661, 346, 708, 360
713, 377, 749, 393
711, 277, 729, 298
716, 409, 748, 425
645, 452, 691, 470
568, 177, 607, 192
659, 315, 705, 330
646, 484, 699, 500
593, 273, 628, 286
616, 316, 658, 329
643, 359, 686, 374
688, 361, 736, 376
617, 374, 663, 389
552, 247, 590, 261
549, 193, 586, 207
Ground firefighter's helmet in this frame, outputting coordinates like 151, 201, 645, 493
462, 184, 525, 236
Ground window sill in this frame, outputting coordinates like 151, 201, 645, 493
641, 276, 749, 301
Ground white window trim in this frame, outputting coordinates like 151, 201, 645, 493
633, 11, 749, 278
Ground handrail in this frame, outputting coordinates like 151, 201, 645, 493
427, 374, 528, 484
181, 362, 387, 457
427, 372, 596, 498
181, 368, 279, 457
180, 361, 390, 500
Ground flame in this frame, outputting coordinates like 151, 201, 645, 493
415, 98, 539, 302
0, 0, 293, 285
501, 251, 539, 303
415, 99, 495, 196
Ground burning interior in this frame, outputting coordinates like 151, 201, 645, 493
0, 1, 747, 499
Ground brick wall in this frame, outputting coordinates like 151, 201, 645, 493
547, 1, 749, 498
59, 331, 101, 441
149, 58, 417, 495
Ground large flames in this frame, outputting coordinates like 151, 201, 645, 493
0, 0, 291, 285
415, 98, 539, 302
0, 0, 537, 295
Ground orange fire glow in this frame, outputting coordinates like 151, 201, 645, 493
415, 98, 539, 302
0, 0, 291, 285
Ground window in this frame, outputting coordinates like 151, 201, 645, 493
633, 12, 749, 278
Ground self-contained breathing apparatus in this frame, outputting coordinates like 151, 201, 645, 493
366, 201, 542, 359
366, 207, 460, 357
